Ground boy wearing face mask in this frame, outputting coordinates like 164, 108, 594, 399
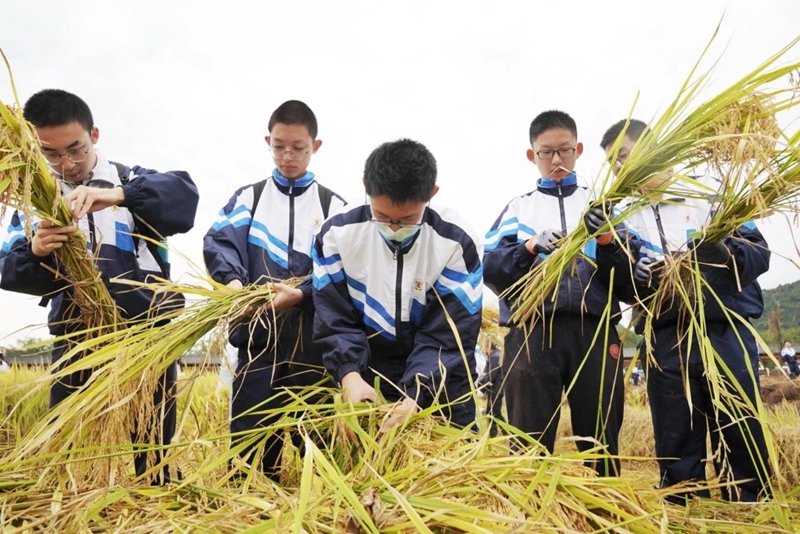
312, 139, 483, 431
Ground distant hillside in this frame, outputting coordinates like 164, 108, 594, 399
753, 279, 800, 340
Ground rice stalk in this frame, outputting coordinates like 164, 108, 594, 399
509, 34, 800, 327
0, 276, 281, 489
0, 49, 124, 337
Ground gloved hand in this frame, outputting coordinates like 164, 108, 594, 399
633, 257, 663, 287
690, 239, 730, 271
583, 202, 613, 235
530, 229, 564, 255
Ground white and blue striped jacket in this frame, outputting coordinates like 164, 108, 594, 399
203, 169, 346, 352
312, 203, 482, 402
483, 173, 622, 326
0, 152, 198, 335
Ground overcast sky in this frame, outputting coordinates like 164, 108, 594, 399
1, 0, 799, 346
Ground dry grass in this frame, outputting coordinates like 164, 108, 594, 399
2, 368, 800, 532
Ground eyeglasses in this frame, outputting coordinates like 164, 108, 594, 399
268, 145, 311, 161
368, 218, 424, 230
368, 203, 427, 228
614, 151, 630, 166
535, 147, 577, 160
42, 147, 91, 165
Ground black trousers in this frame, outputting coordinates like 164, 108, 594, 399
647, 321, 771, 502
503, 314, 624, 476
50, 339, 177, 483
230, 344, 329, 481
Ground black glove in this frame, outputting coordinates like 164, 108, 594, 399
532, 229, 564, 255
633, 257, 663, 287
583, 202, 613, 235
690, 239, 730, 271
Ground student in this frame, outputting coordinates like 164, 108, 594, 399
475, 342, 505, 436
781, 341, 799, 378
483, 110, 625, 476
203, 100, 346, 481
313, 139, 482, 430
599, 118, 772, 502
0, 89, 198, 483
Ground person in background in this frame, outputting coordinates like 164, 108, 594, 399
781, 341, 799, 378
475, 342, 504, 436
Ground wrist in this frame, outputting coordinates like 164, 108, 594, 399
340, 371, 364, 390
525, 238, 535, 254
30, 241, 49, 258
595, 231, 615, 246
111, 186, 125, 205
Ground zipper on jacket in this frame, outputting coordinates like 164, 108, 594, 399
393, 241, 404, 342
652, 205, 670, 254
287, 182, 295, 273
556, 182, 567, 233
87, 212, 97, 252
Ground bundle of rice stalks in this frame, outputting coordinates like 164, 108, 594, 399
509, 33, 800, 327
478, 305, 506, 351
0, 50, 123, 335
3, 388, 800, 532
0, 277, 281, 489
501, 28, 799, 511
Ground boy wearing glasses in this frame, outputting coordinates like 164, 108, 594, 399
203, 100, 346, 480
313, 139, 483, 431
0, 89, 198, 483
483, 110, 624, 476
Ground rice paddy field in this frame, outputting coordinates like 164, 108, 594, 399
4, 27, 800, 534
2, 364, 800, 533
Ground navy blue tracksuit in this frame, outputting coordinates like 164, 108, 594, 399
601, 178, 772, 501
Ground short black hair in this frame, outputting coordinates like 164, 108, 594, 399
529, 110, 577, 144
23, 89, 94, 132
600, 119, 649, 150
268, 100, 318, 139
363, 139, 437, 204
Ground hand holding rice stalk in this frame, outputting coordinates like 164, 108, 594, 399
2, 273, 286, 487
508, 34, 800, 327
0, 50, 123, 335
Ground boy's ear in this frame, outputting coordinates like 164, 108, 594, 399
576, 141, 584, 158
264, 135, 271, 145
91, 126, 100, 144
312, 139, 322, 153
526, 148, 535, 163
430, 185, 440, 199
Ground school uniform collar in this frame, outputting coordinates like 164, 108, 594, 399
272, 168, 315, 189
537, 172, 578, 190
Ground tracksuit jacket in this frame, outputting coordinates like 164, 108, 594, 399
483, 173, 621, 323
598, 176, 768, 328
312, 203, 483, 409
203, 169, 347, 353
0, 152, 198, 334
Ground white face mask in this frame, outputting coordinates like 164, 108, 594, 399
375, 224, 421, 243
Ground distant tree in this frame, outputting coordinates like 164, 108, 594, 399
768, 301, 783, 344
5, 336, 53, 359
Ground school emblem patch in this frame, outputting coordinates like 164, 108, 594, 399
413, 279, 424, 292
312, 218, 322, 229
609, 344, 621, 359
